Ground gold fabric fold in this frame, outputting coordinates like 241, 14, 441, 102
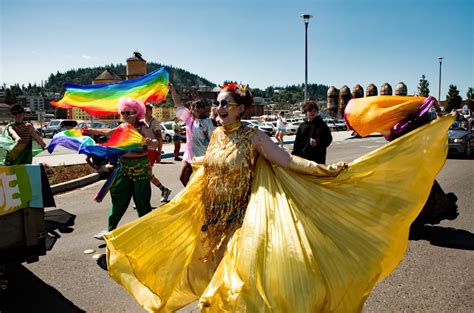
105, 116, 453, 312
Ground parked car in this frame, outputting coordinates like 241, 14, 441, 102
448, 118, 474, 158
42, 119, 78, 138
241, 120, 273, 136
335, 119, 348, 131
162, 121, 186, 142
160, 124, 174, 142
286, 122, 299, 135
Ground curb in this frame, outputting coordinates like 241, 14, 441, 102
51, 173, 103, 195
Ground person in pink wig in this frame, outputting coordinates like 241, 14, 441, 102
85, 97, 155, 240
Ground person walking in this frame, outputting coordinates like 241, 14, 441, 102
86, 98, 154, 240
169, 82, 215, 186
171, 117, 183, 161
275, 111, 287, 148
142, 103, 171, 202
292, 101, 332, 164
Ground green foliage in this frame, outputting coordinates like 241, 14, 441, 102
466, 87, 473, 111
417, 74, 430, 97
4, 88, 16, 104
55, 108, 67, 119
445, 84, 462, 112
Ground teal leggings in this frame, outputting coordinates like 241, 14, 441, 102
108, 164, 152, 231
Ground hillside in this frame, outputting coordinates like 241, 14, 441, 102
43, 63, 329, 108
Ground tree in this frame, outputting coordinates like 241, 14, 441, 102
467, 87, 474, 111
417, 74, 430, 97
55, 108, 67, 119
4, 88, 17, 104
445, 84, 462, 113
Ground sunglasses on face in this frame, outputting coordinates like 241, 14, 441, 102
11, 111, 23, 115
120, 111, 135, 116
213, 100, 239, 109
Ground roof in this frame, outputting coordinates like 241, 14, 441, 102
94, 69, 122, 81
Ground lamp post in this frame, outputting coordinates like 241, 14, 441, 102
438, 56, 444, 101
300, 14, 313, 103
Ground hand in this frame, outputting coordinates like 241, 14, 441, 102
310, 138, 317, 147
144, 137, 153, 145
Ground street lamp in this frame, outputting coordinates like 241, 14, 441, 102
438, 56, 444, 101
300, 14, 313, 103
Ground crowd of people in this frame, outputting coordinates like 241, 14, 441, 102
0, 83, 457, 312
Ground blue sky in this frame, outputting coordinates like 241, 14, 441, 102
1, 0, 472, 99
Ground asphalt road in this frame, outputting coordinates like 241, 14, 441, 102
2, 135, 473, 313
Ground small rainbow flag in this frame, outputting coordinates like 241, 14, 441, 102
80, 123, 144, 159
48, 124, 144, 160
47, 129, 95, 154
51, 67, 169, 116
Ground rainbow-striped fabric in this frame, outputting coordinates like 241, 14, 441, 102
48, 123, 143, 160
47, 129, 95, 154
51, 68, 169, 116
81, 123, 144, 159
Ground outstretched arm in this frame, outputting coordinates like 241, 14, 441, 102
253, 129, 291, 168
253, 129, 347, 176
168, 82, 183, 108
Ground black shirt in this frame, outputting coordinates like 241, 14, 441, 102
292, 116, 332, 164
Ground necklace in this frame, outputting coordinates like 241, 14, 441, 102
223, 121, 242, 133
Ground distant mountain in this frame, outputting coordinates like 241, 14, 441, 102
44, 62, 215, 95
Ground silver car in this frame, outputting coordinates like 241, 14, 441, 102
42, 119, 78, 138
448, 119, 474, 158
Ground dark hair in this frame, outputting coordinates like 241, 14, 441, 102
279, 111, 285, 116
10, 104, 25, 114
302, 101, 319, 113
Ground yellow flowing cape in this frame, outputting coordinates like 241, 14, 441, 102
105, 116, 453, 312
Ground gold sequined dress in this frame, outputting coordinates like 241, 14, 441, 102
105, 117, 453, 312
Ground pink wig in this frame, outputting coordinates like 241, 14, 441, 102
118, 97, 146, 120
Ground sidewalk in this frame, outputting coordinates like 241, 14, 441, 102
33, 131, 354, 167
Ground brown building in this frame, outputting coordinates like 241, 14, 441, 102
126, 52, 147, 80
395, 82, 408, 96
352, 84, 364, 98
339, 85, 351, 118
366, 84, 378, 97
380, 83, 393, 96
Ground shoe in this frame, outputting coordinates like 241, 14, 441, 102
93, 229, 108, 240
174, 157, 182, 161
161, 188, 172, 202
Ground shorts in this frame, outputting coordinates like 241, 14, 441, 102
172, 135, 182, 142
277, 129, 286, 135
147, 150, 160, 166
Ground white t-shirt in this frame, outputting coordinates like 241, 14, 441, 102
142, 117, 161, 150
277, 117, 286, 130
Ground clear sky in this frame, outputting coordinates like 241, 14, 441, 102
1, 0, 472, 100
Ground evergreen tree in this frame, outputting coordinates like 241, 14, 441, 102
467, 87, 474, 111
417, 74, 430, 97
445, 84, 462, 112
4, 88, 17, 104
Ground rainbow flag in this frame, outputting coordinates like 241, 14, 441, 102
344, 96, 430, 137
80, 123, 144, 159
48, 124, 144, 160
51, 68, 169, 116
47, 129, 95, 154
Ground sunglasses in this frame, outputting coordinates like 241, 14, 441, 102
11, 111, 23, 115
120, 111, 135, 116
213, 100, 239, 109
